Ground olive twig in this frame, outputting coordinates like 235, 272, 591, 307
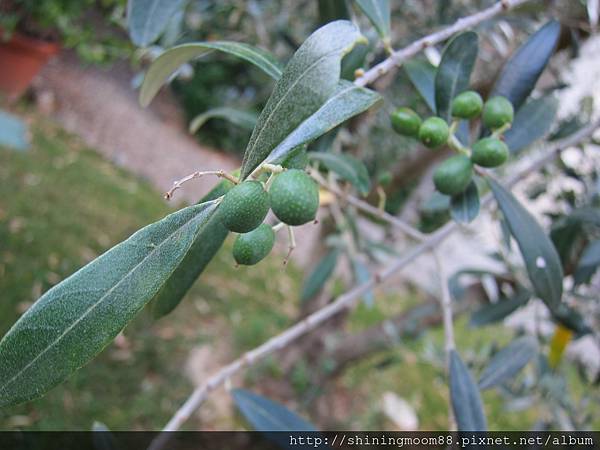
164, 170, 238, 200
491, 122, 512, 138
283, 225, 296, 265
272, 222, 286, 233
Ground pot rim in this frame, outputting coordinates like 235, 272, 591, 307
1, 28, 60, 56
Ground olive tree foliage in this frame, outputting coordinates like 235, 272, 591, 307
1, 0, 600, 432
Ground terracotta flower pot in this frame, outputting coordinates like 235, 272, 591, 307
0, 30, 59, 99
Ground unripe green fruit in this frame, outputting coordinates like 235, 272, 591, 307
391, 107, 422, 137
418, 117, 449, 149
451, 91, 483, 119
270, 169, 319, 226
219, 180, 270, 233
482, 96, 514, 129
282, 146, 309, 169
232, 223, 275, 266
433, 155, 473, 196
471, 137, 509, 168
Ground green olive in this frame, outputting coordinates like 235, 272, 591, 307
418, 117, 450, 149
451, 91, 483, 119
391, 107, 422, 137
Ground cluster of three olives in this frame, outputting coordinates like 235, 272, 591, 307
219, 169, 319, 265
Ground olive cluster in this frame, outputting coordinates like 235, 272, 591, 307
219, 168, 319, 266
391, 92, 514, 196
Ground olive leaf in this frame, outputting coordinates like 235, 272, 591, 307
489, 179, 563, 311
404, 59, 436, 111
239, 20, 366, 179
449, 350, 488, 431
470, 289, 531, 327
232, 389, 317, 431
354, 0, 391, 40
352, 259, 375, 307
139, 42, 283, 106
265, 80, 381, 166
434, 31, 479, 123
150, 181, 233, 319
504, 96, 558, 154
450, 181, 480, 224
127, 0, 186, 47
301, 249, 340, 302
574, 240, 600, 285
309, 152, 371, 195
318, 0, 350, 24
479, 336, 538, 390
189, 107, 258, 134
491, 20, 561, 111
0, 201, 219, 407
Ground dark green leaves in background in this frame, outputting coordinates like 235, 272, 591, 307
240, 21, 365, 179
449, 350, 487, 431
140, 41, 283, 106
127, 0, 186, 47
450, 181, 480, 224
232, 389, 317, 431
434, 32, 479, 123
489, 179, 563, 311
354, 0, 391, 40
310, 152, 371, 195
504, 96, 558, 154
492, 20, 561, 111
189, 107, 258, 134
404, 59, 436, 111
574, 240, 600, 285
301, 249, 340, 302
478, 336, 537, 390
0, 202, 219, 407
470, 289, 531, 327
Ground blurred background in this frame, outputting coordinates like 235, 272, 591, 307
1, 0, 599, 431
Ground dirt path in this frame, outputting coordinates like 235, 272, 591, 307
35, 52, 238, 204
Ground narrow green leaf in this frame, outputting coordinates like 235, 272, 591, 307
435, 32, 479, 123
479, 336, 538, 390
265, 80, 381, 166
310, 152, 370, 195
127, 0, 186, 47
232, 388, 317, 431
150, 181, 233, 319
470, 290, 531, 327
0, 202, 218, 407
489, 179, 563, 310
404, 59, 436, 112
301, 249, 340, 302
492, 20, 561, 111
449, 350, 488, 431
450, 181, 480, 224
139, 42, 283, 107
354, 0, 391, 39
504, 96, 558, 154
189, 107, 258, 134
574, 240, 600, 285
352, 259, 374, 306
239, 21, 365, 179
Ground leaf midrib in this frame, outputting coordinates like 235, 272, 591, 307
0, 204, 214, 397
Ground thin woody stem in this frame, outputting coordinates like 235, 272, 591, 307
164, 170, 238, 200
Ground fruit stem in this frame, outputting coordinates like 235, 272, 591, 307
272, 222, 285, 232
251, 163, 285, 180
283, 226, 296, 265
447, 133, 470, 156
164, 170, 238, 200
491, 122, 512, 138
